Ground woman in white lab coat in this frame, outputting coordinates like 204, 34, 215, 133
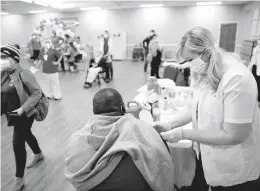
153, 27, 260, 191
248, 36, 260, 107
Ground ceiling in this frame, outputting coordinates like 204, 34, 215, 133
1, 0, 249, 15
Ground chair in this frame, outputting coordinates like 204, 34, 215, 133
89, 153, 153, 191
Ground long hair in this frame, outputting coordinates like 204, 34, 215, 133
176, 27, 225, 90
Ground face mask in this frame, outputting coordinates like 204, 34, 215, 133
0, 59, 11, 71
45, 43, 51, 49
32, 35, 36, 39
104, 34, 108, 38
189, 54, 208, 74
150, 33, 154, 36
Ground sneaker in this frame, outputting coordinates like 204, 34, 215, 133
26, 152, 44, 168
10, 177, 24, 191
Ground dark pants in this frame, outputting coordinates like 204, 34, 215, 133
104, 62, 113, 80
150, 56, 160, 78
60, 58, 65, 72
31, 50, 40, 61
13, 115, 41, 177
252, 65, 260, 101
144, 51, 149, 72
188, 156, 260, 191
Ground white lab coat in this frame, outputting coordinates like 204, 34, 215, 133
192, 57, 260, 187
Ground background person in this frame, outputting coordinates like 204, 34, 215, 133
143, 30, 155, 73
149, 34, 162, 78
38, 40, 62, 100
1, 44, 44, 191
100, 30, 113, 82
51, 30, 63, 49
154, 27, 260, 191
248, 36, 260, 107
28, 33, 41, 64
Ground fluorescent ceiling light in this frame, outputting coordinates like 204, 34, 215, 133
20, 0, 33, 3
140, 4, 163, 8
28, 10, 47, 14
196, 2, 222, 6
1, 12, 9, 15
51, 3, 75, 9
80, 7, 101, 11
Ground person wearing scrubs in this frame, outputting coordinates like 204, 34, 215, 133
248, 36, 260, 107
153, 27, 260, 191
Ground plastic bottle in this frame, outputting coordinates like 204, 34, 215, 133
147, 77, 161, 97
161, 87, 168, 111
147, 77, 161, 121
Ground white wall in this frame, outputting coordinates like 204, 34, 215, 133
0, 4, 252, 57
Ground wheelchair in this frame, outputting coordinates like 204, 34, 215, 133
83, 57, 113, 88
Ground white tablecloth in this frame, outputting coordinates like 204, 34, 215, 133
133, 81, 196, 190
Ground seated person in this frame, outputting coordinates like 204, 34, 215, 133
66, 41, 80, 72
65, 88, 175, 191
83, 52, 108, 88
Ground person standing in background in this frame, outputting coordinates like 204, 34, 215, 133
149, 34, 162, 78
100, 30, 113, 82
1, 44, 44, 191
57, 39, 66, 72
248, 36, 260, 107
28, 33, 41, 65
51, 30, 63, 49
143, 30, 155, 73
38, 40, 62, 100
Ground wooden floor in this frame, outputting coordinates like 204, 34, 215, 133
1, 60, 162, 191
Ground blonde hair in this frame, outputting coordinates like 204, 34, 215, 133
176, 27, 224, 90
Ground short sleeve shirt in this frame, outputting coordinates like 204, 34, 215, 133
221, 62, 258, 124
40, 48, 61, 74
196, 58, 260, 186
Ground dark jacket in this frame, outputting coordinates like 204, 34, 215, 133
1, 65, 42, 117
143, 36, 152, 53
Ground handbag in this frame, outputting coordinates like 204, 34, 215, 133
19, 72, 50, 121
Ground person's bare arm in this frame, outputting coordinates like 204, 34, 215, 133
182, 122, 252, 146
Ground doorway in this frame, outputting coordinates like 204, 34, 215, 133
219, 23, 238, 52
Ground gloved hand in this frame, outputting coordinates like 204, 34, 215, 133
160, 127, 183, 143
152, 121, 172, 133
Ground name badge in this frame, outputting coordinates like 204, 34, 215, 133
44, 55, 48, 61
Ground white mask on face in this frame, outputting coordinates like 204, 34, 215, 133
0, 59, 11, 71
45, 43, 51, 49
189, 54, 208, 74
32, 35, 36, 39
104, 34, 108, 38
